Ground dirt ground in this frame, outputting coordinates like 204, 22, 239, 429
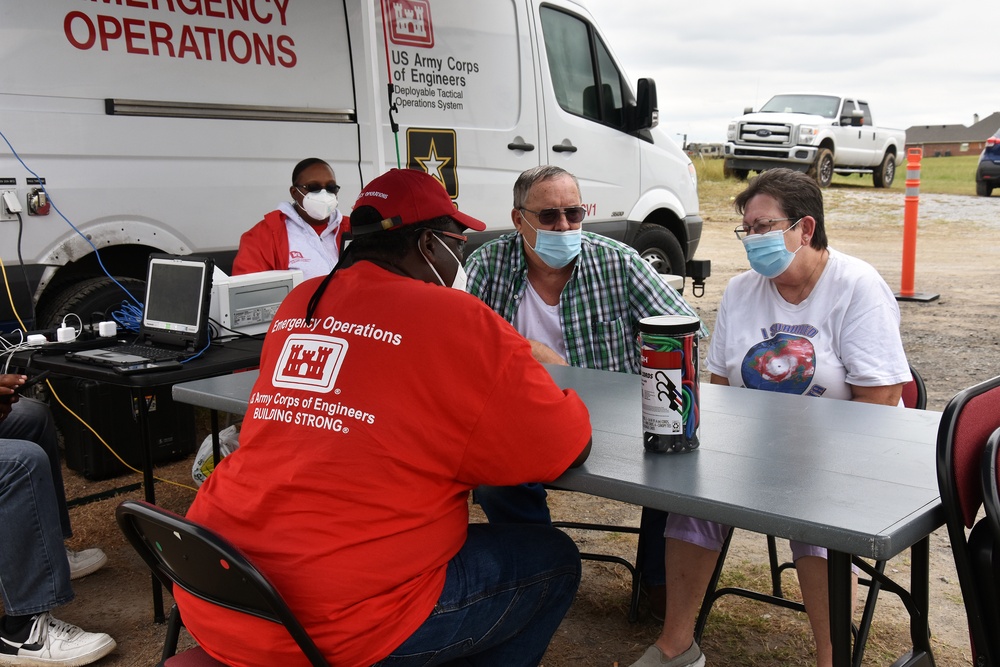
20, 181, 1000, 666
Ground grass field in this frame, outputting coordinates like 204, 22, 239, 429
692, 154, 981, 196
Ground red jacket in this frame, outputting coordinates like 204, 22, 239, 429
232, 209, 351, 276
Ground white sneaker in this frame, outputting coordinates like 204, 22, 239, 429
65, 548, 107, 581
0, 613, 116, 666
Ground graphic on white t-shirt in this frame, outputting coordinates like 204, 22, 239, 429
741, 332, 816, 395
272, 334, 348, 392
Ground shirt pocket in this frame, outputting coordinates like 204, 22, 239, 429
592, 316, 630, 373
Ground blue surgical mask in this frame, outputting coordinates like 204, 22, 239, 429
519, 212, 582, 269
742, 219, 802, 278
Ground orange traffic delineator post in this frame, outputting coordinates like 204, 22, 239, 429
894, 147, 939, 302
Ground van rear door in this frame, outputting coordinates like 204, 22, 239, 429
376, 0, 542, 227
532, 1, 640, 232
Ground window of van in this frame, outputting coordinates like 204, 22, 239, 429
539, 7, 625, 129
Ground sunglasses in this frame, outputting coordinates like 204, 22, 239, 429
296, 182, 341, 196
520, 206, 586, 226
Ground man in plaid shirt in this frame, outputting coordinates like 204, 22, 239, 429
466, 165, 707, 619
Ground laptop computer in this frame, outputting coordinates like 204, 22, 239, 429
66, 254, 215, 368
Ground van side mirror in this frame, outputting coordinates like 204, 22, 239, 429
631, 78, 658, 131
744, 106, 754, 115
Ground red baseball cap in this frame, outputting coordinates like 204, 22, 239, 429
351, 169, 486, 235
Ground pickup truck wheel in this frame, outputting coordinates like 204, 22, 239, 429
977, 180, 992, 197
37, 276, 146, 330
809, 148, 835, 188
873, 152, 895, 188
633, 223, 685, 276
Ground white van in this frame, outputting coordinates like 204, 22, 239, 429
0, 0, 708, 331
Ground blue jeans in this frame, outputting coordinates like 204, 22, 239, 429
373, 523, 581, 667
475, 483, 667, 587
1, 398, 71, 539
0, 437, 74, 615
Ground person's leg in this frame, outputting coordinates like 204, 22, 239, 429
474, 483, 551, 525
0, 398, 70, 539
375, 523, 580, 667
792, 547, 859, 667
0, 439, 74, 616
630, 515, 729, 667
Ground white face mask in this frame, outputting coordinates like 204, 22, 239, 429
298, 189, 338, 221
423, 233, 467, 292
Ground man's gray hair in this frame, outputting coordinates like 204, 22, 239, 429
512, 165, 581, 209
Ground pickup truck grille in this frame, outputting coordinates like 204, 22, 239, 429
737, 121, 793, 147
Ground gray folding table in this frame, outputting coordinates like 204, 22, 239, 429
173, 363, 943, 667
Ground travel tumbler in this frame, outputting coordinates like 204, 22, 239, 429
639, 315, 700, 453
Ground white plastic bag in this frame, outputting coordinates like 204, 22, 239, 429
191, 423, 241, 486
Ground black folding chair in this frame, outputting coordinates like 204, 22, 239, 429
937, 374, 1000, 665
694, 364, 927, 666
115, 500, 329, 667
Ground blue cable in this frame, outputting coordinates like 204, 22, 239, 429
0, 128, 143, 309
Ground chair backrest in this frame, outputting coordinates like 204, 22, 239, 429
936, 375, 1000, 664
982, 427, 1000, 545
902, 363, 927, 410
115, 500, 330, 667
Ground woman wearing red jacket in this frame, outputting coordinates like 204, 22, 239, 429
233, 157, 351, 279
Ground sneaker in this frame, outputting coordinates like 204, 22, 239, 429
66, 548, 107, 581
0, 612, 116, 666
628, 641, 706, 667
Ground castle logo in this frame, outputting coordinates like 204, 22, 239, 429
384, 0, 434, 48
272, 334, 348, 392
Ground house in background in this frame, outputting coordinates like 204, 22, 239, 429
905, 112, 1000, 157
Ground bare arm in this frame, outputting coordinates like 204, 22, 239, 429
849, 382, 904, 406
530, 340, 568, 366
710, 373, 730, 386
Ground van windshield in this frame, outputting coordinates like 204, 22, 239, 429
760, 95, 840, 118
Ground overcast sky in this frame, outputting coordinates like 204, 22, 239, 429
584, 0, 996, 145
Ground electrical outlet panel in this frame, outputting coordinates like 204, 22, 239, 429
1, 190, 21, 220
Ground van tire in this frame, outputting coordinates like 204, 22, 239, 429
809, 148, 835, 188
872, 152, 895, 188
38, 277, 146, 330
632, 223, 685, 276
977, 180, 992, 197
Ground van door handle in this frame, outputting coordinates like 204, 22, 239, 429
552, 143, 578, 153
507, 141, 535, 151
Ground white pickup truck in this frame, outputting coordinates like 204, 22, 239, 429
723, 94, 906, 188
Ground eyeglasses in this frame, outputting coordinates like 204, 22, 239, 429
296, 182, 341, 196
422, 229, 468, 255
733, 217, 796, 240
520, 206, 587, 226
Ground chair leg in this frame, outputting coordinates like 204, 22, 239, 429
161, 604, 183, 662
694, 528, 734, 641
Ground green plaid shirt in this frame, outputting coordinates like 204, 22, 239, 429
466, 232, 708, 374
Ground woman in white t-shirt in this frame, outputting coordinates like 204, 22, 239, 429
630, 168, 911, 667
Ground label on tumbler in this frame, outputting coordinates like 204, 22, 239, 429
641, 350, 685, 436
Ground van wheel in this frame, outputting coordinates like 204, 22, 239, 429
872, 152, 895, 188
37, 277, 146, 330
633, 223, 685, 276
977, 180, 992, 197
809, 148, 835, 188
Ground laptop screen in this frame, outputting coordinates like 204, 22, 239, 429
141, 255, 213, 348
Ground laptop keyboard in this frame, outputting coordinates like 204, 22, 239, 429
116, 344, 182, 361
